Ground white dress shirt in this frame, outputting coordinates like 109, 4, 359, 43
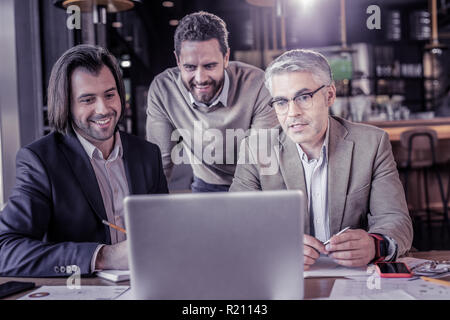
296, 122, 330, 243
295, 120, 397, 260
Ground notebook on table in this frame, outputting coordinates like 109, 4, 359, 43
96, 270, 130, 282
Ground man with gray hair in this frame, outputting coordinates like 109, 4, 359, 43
230, 49, 413, 269
146, 11, 278, 192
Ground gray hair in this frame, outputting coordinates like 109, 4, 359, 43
264, 49, 333, 95
174, 11, 229, 57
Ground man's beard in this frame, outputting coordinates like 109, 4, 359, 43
187, 77, 224, 105
72, 112, 118, 143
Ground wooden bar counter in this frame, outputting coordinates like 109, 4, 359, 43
365, 117, 450, 142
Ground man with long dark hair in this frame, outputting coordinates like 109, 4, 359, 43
0, 45, 168, 277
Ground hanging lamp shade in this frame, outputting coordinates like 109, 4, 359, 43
246, 0, 275, 7
53, 0, 139, 13
53, 0, 140, 24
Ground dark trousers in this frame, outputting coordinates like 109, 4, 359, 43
191, 176, 230, 193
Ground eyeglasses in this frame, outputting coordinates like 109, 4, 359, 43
269, 85, 326, 115
410, 260, 450, 276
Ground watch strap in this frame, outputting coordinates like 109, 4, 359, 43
369, 233, 388, 263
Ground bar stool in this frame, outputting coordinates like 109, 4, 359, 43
398, 128, 450, 250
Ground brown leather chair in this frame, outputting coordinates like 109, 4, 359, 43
399, 127, 449, 249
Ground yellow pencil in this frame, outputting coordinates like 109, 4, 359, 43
420, 276, 450, 287
102, 219, 127, 234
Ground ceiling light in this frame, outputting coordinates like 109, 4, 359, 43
121, 61, 131, 68
53, 0, 140, 24
162, 1, 174, 8
112, 21, 123, 28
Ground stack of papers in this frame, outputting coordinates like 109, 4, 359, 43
307, 256, 450, 300
329, 278, 450, 300
304, 256, 367, 278
397, 256, 431, 269
19, 286, 129, 300
326, 288, 416, 300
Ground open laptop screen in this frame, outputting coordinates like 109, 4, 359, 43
124, 190, 305, 300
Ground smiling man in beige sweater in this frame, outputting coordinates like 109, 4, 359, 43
146, 11, 278, 192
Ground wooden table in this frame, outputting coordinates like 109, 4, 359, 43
2, 251, 449, 300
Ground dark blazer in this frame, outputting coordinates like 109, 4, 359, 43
0, 129, 168, 277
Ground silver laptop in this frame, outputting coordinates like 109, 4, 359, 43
124, 190, 305, 300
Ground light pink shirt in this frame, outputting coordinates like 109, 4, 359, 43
74, 130, 129, 271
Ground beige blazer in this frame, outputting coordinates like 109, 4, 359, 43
230, 116, 413, 256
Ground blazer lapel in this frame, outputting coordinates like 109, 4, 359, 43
59, 130, 108, 223
277, 130, 310, 234
120, 132, 146, 195
327, 117, 354, 236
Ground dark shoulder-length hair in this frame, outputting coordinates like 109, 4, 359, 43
47, 44, 126, 134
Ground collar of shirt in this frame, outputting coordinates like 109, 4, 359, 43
296, 118, 330, 165
188, 70, 229, 108
74, 128, 123, 161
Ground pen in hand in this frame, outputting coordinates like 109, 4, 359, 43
323, 226, 350, 245
102, 219, 127, 234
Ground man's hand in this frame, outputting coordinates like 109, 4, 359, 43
95, 241, 128, 270
303, 235, 329, 270
325, 229, 375, 267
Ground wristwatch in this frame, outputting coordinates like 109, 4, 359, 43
369, 233, 388, 263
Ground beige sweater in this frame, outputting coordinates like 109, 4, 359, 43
146, 61, 278, 185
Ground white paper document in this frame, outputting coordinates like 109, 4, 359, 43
19, 285, 130, 300
397, 256, 431, 269
115, 288, 134, 300
329, 278, 450, 300
326, 289, 416, 300
304, 256, 368, 278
